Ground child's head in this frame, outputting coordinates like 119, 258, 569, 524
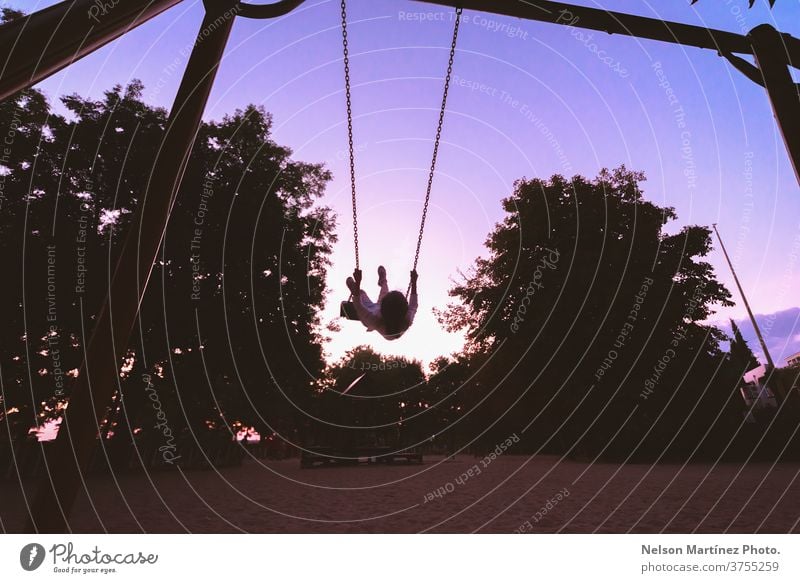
380, 291, 409, 338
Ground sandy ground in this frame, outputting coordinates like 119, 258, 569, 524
2, 455, 799, 533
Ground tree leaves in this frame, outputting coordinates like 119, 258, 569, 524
439, 167, 747, 460
0, 80, 335, 446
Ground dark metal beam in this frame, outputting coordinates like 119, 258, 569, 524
414, 0, 776, 58
26, 2, 236, 534
415, 0, 800, 189
0, 0, 184, 101
749, 24, 800, 187
237, 0, 307, 19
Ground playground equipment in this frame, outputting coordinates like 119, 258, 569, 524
1, 0, 797, 533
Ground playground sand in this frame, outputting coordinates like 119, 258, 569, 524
2, 455, 799, 533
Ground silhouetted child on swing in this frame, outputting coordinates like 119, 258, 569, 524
346, 266, 418, 341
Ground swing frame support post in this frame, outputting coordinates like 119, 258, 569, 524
414, 0, 800, 189
0, 0, 184, 102
4, 0, 306, 534
0, 0, 308, 102
749, 24, 800, 187
25, 1, 236, 534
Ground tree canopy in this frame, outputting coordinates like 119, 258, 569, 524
439, 168, 751, 460
0, 81, 335, 453
2, 78, 795, 470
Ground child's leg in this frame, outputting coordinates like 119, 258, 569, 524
377, 266, 389, 302
378, 282, 389, 302
358, 290, 378, 311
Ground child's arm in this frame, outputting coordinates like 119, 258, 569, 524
407, 270, 419, 324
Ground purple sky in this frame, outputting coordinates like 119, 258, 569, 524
20, 0, 800, 367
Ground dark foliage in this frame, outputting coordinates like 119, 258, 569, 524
0, 81, 335, 461
439, 168, 767, 461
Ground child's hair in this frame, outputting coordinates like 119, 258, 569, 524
380, 291, 409, 339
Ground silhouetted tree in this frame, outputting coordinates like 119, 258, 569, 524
440, 167, 746, 461
312, 346, 425, 448
729, 319, 760, 374
0, 81, 335, 467
1, 8, 25, 23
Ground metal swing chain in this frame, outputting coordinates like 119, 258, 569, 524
342, 1, 462, 280
411, 7, 463, 276
341, 0, 359, 270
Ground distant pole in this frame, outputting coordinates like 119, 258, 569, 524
712, 224, 776, 371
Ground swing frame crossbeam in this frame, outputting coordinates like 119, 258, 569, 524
416, 0, 800, 185
0, 0, 797, 533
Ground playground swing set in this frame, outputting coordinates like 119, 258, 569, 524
0, 0, 797, 533
339, 0, 462, 320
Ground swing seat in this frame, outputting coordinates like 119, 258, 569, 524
340, 300, 359, 320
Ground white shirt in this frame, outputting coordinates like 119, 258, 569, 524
353, 290, 418, 340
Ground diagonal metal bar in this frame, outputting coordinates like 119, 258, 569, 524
25, 2, 238, 534
0, 0, 184, 102
0, 0, 309, 102
723, 53, 765, 87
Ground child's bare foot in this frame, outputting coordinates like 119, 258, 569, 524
346, 277, 359, 295
378, 265, 387, 286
